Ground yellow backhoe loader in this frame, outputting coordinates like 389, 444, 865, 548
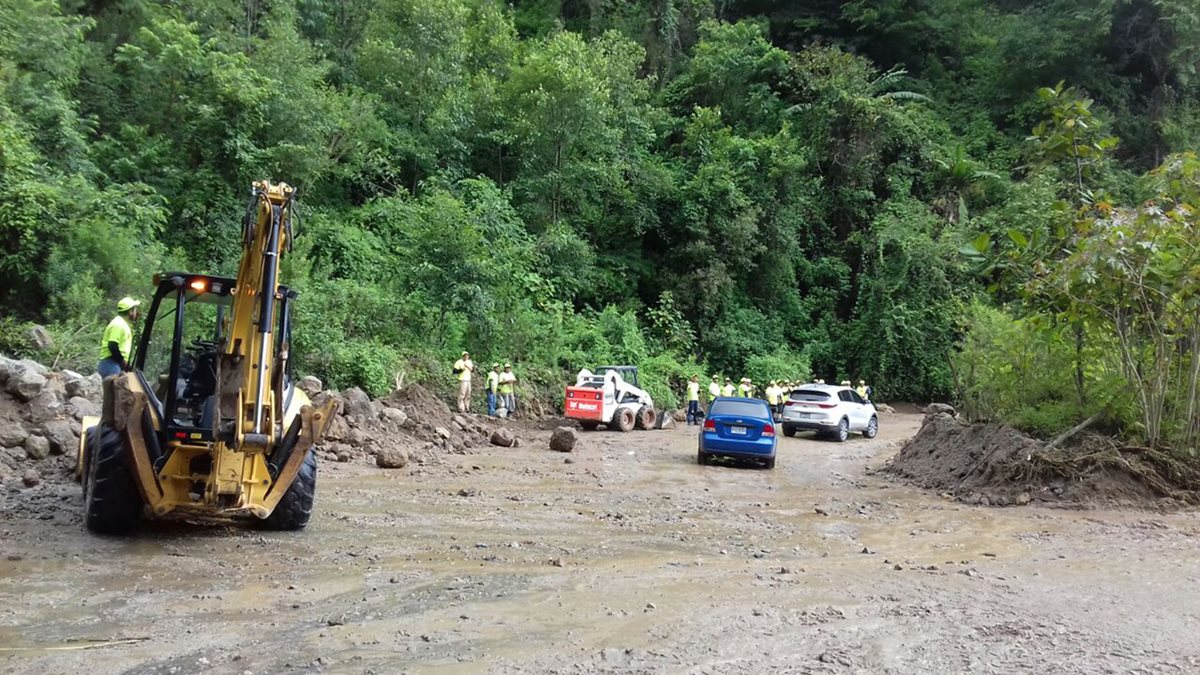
77, 181, 335, 533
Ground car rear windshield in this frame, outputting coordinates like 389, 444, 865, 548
789, 389, 831, 401
710, 400, 770, 418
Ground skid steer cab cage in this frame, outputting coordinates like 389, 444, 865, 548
133, 272, 299, 444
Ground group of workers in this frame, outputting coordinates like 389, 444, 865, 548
683, 374, 875, 425
452, 352, 519, 417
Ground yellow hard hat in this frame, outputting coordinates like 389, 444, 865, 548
116, 297, 140, 312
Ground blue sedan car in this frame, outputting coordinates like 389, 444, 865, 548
698, 397, 777, 469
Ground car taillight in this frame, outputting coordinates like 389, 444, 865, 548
703, 419, 716, 431
762, 424, 775, 437
785, 401, 797, 406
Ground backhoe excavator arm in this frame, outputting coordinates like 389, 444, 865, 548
220, 181, 296, 450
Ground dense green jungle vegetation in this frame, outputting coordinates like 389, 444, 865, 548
3, 0, 1200, 449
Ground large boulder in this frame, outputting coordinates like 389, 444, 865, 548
67, 396, 100, 421
341, 387, 373, 419
0, 422, 29, 449
549, 426, 578, 453
0, 356, 15, 386
922, 403, 956, 416
24, 325, 53, 352
24, 435, 50, 460
297, 375, 323, 398
490, 428, 515, 448
8, 367, 47, 402
376, 446, 409, 469
380, 407, 408, 427
875, 403, 896, 415
26, 389, 65, 425
312, 390, 345, 416
41, 419, 78, 456
63, 370, 101, 400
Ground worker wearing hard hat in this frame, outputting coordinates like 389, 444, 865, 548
97, 297, 140, 379
486, 363, 501, 416
453, 351, 475, 413
766, 381, 782, 418
686, 375, 701, 425
708, 376, 721, 401
857, 380, 873, 402
498, 363, 517, 417
722, 378, 735, 396
737, 378, 752, 397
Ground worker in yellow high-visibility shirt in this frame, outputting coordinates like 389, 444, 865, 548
486, 363, 501, 416
98, 297, 140, 379
766, 380, 781, 418
686, 375, 701, 426
722, 378, 735, 396
708, 376, 721, 400
452, 351, 474, 413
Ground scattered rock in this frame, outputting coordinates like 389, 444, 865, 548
26, 389, 65, 424
41, 420, 77, 456
22, 469, 40, 488
435, 426, 452, 440
875, 403, 896, 415
457, 487, 478, 498
335, 449, 352, 463
1015, 492, 1032, 506
922, 403, 956, 416
297, 376, 323, 398
490, 429, 515, 448
24, 435, 50, 461
0, 422, 29, 449
656, 415, 675, 430
671, 409, 687, 422
8, 367, 47, 402
375, 447, 409, 469
549, 426, 577, 453
564, 457, 575, 464
64, 372, 101, 400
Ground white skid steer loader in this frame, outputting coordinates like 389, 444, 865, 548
564, 366, 659, 431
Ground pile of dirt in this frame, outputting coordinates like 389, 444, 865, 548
887, 412, 1200, 507
311, 381, 522, 468
0, 357, 101, 491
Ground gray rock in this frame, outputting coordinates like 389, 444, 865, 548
41, 419, 78, 456
875, 403, 896, 415
435, 426, 452, 440
297, 375, 323, 398
22, 469, 40, 488
0, 422, 29, 448
312, 390, 344, 416
341, 387, 373, 419
26, 389, 65, 424
15, 359, 47, 376
370, 399, 385, 418
376, 446, 409, 469
335, 449, 352, 463
346, 428, 366, 448
24, 325, 53, 351
8, 367, 47, 402
380, 407, 408, 427
923, 403, 956, 416
549, 426, 577, 453
490, 428, 515, 448
24, 435, 50, 460
656, 414, 675, 430
63, 370, 101, 400
0, 356, 15, 386
67, 396, 100, 421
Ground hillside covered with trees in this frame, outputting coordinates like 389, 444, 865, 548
3, 0, 1200, 448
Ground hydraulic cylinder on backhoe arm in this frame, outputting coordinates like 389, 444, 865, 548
219, 180, 296, 451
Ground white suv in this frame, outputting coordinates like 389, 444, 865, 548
779, 384, 878, 442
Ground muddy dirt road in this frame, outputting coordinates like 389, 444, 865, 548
2, 413, 1199, 673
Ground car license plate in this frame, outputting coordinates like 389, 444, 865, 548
730, 426, 748, 436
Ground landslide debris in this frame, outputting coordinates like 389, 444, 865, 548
887, 412, 1200, 506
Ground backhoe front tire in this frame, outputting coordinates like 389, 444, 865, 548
84, 425, 144, 535
635, 406, 657, 430
613, 408, 636, 432
262, 448, 318, 531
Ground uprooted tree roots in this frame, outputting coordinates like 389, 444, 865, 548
888, 414, 1200, 506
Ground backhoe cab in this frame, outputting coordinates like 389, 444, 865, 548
78, 181, 335, 534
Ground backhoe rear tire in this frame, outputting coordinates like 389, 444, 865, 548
84, 425, 144, 535
262, 448, 318, 531
635, 406, 657, 430
613, 408, 636, 432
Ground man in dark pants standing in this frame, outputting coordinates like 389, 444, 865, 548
686, 374, 701, 426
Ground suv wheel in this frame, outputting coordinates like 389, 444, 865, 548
783, 425, 796, 438
833, 417, 849, 443
863, 416, 878, 439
